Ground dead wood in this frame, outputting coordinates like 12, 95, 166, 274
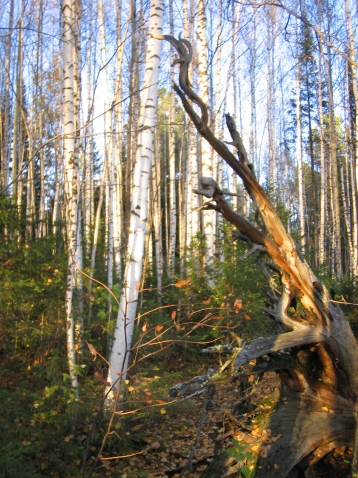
158, 34, 358, 477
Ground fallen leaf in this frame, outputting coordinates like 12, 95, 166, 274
244, 313, 252, 321
171, 310, 177, 319
322, 406, 329, 412
202, 297, 211, 304
160, 408, 167, 415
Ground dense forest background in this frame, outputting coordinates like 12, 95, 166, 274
0, 0, 358, 475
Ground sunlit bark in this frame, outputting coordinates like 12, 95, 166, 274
107, 0, 165, 394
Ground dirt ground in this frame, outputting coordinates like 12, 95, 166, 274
93, 369, 353, 478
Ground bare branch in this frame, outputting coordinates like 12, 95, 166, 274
235, 1, 358, 68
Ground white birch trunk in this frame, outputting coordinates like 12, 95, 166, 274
107, 0, 164, 393
317, 0, 327, 269
197, 0, 215, 274
62, 0, 79, 395
83, 0, 94, 256
168, 0, 177, 279
36, 0, 46, 238
1, 0, 14, 190
12, 0, 23, 206
296, 15, 306, 254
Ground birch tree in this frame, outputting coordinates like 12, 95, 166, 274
62, 0, 80, 395
107, 0, 165, 393
197, 0, 215, 274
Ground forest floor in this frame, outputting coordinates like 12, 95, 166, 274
93, 359, 353, 478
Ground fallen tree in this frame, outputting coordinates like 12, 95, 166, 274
153, 33, 358, 477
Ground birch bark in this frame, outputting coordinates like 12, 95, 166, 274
168, 0, 177, 279
62, 0, 79, 395
317, 5, 327, 268
296, 13, 306, 254
108, 0, 164, 393
1, 0, 14, 190
197, 0, 215, 274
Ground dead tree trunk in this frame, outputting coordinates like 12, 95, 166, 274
155, 34, 358, 477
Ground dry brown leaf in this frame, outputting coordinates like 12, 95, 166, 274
155, 325, 164, 333
171, 310, 177, 319
135, 282, 141, 292
234, 299, 243, 311
142, 323, 149, 332
202, 297, 211, 304
244, 313, 252, 321
86, 341, 97, 361
174, 279, 190, 288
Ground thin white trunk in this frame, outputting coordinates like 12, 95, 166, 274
197, 0, 215, 275
12, 1, 23, 206
62, 0, 79, 395
267, 6, 276, 190
317, 0, 327, 269
37, 0, 45, 238
87, 162, 106, 326
296, 15, 306, 253
2, 0, 14, 190
83, 0, 94, 256
108, 0, 164, 393
152, 130, 163, 294
168, 0, 177, 279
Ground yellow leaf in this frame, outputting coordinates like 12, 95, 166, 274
160, 408, 167, 415
142, 323, 149, 332
128, 386, 135, 392
114, 422, 121, 429
322, 406, 329, 412
251, 445, 259, 452
64, 436, 70, 442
